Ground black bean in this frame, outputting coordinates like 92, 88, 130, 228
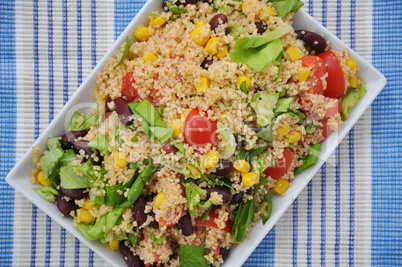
60, 188, 89, 200
72, 140, 103, 166
255, 22, 266, 34
220, 247, 230, 261
181, 0, 198, 6
213, 159, 233, 176
295, 30, 327, 54
170, 252, 179, 261
209, 14, 227, 32
61, 131, 87, 150
201, 58, 214, 70
162, 142, 178, 154
230, 191, 244, 204
149, 212, 159, 229
119, 243, 145, 267
111, 97, 134, 126
55, 196, 76, 217
105, 96, 113, 112
132, 195, 147, 227
203, 0, 213, 4
206, 185, 232, 203
235, 134, 245, 148
176, 213, 193, 236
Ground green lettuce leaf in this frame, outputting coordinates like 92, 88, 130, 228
33, 186, 59, 202
269, 0, 304, 19
179, 245, 208, 267
252, 91, 279, 126
40, 147, 64, 181
217, 122, 236, 158
274, 97, 294, 114
294, 143, 321, 174
88, 133, 110, 154
59, 160, 96, 189
242, 25, 292, 49
341, 84, 366, 120
69, 111, 103, 131
105, 175, 136, 207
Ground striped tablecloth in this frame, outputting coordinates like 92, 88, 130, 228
0, 0, 401, 266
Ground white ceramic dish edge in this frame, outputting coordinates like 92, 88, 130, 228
6, 1, 386, 266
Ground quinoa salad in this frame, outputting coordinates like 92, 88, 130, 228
30, 0, 367, 266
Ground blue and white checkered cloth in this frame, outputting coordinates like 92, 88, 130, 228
0, 0, 401, 266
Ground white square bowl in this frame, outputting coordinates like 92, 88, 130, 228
6, 1, 386, 266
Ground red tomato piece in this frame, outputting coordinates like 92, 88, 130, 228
317, 51, 346, 99
183, 109, 218, 148
195, 207, 232, 233
102, 111, 113, 122
122, 71, 153, 103
300, 56, 326, 95
263, 149, 294, 180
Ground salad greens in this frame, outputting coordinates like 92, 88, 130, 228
217, 122, 236, 158
269, 0, 304, 19
183, 182, 213, 216
179, 245, 209, 267
232, 199, 254, 243
294, 143, 321, 174
59, 160, 97, 189
105, 175, 136, 207
262, 192, 272, 224
341, 84, 366, 120
252, 91, 279, 126
88, 133, 110, 154
230, 26, 292, 72
33, 186, 59, 202
69, 111, 103, 131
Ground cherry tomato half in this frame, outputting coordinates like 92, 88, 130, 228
195, 207, 232, 233
183, 109, 218, 148
317, 51, 346, 99
122, 71, 153, 103
300, 56, 326, 95
263, 149, 294, 180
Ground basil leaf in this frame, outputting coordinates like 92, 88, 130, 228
33, 186, 59, 202
179, 245, 208, 267
183, 182, 207, 216
87, 215, 107, 239
88, 133, 110, 154
69, 111, 103, 131
128, 231, 139, 249
128, 100, 173, 144
278, 88, 287, 98
274, 97, 294, 114
341, 84, 366, 121
105, 206, 126, 233
114, 37, 131, 68
305, 119, 320, 134
201, 205, 213, 222
255, 176, 268, 189
233, 199, 254, 243
262, 192, 272, 224
288, 108, 305, 120
274, 48, 285, 82
110, 127, 127, 145
59, 160, 96, 189
239, 81, 248, 94
294, 143, 321, 175
105, 175, 136, 207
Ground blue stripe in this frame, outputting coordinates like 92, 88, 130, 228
320, 2, 327, 266
89, 1, 97, 265
45, 0, 55, 265
320, 163, 327, 266
292, 199, 298, 267
75, 0, 83, 265
308, 0, 313, 16
244, 227, 276, 267
372, 1, 402, 265
31, 0, 40, 265
334, 147, 340, 266
348, 0, 356, 265
60, 0, 68, 265
306, 181, 312, 266
0, 0, 16, 265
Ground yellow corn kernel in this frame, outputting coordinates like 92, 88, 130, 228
195, 20, 207, 28
37, 170, 53, 187
181, 108, 191, 119
79, 208, 95, 223
242, 172, 260, 187
134, 26, 150, 42
349, 74, 358, 88
187, 164, 201, 178
109, 240, 119, 251
267, 6, 275, 16
298, 68, 311, 82
205, 37, 222, 55
191, 24, 211, 46
154, 192, 166, 209
241, 2, 246, 10
218, 112, 226, 122
82, 198, 95, 210
285, 46, 301, 62
236, 75, 251, 90
234, 159, 250, 173
114, 152, 128, 168
276, 124, 290, 138
272, 179, 290, 195
203, 151, 219, 169
346, 57, 358, 70
288, 132, 302, 143
141, 52, 158, 63
149, 16, 167, 28
171, 119, 182, 138
194, 77, 210, 95
216, 48, 228, 59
